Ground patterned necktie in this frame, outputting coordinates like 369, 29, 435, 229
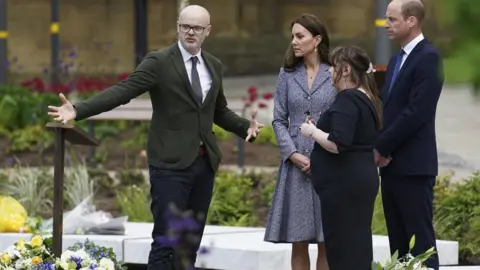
387, 49, 405, 94
190, 56, 203, 104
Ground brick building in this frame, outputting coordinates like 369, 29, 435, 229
6, 0, 443, 76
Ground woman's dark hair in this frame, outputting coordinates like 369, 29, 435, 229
283, 14, 330, 72
329, 46, 383, 129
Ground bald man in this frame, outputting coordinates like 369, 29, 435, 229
374, 0, 442, 269
47, 5, 263, 270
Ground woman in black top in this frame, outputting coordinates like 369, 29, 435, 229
299, 46, 383, 270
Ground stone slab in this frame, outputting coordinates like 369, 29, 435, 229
440, 267, 480, 270
0, 223, 460, 269
123, 230, 459, 269
0, 223, 264, 262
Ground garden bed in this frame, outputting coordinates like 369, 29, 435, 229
0, 127, 281, 170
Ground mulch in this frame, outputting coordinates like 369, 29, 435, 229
0, 136, 281, 169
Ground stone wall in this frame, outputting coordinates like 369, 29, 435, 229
5, 0, 443, 76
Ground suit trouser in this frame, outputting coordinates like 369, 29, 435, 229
147, 152, 214, 270
381, 175, 439, 270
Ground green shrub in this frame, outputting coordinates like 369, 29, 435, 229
4, 160, 478, 263
207, 172, 257, 226
116, 185, 153, 222
0, 165, 53, 217
254, 126, 277, 145
117, 169, 147, 187
371, 190, 388, 235
371, 172, 480, 264
434, 171, 480, 264
111, 168, 480, 265
212, 124, 232, 141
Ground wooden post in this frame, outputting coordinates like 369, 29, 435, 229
45, 122, 99, 257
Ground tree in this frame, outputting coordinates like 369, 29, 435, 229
440, 0, 480, 95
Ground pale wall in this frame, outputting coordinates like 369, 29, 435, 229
5, 0, 441, 76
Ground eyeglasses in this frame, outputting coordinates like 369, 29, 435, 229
178, 24, 207, 34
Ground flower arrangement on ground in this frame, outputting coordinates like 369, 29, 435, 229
0, 235, 54, 270
54, 239, 125, 270
0, 235, 125, 270
372, 235, 436, 270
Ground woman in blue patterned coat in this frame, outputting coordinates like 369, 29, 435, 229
264, 14, 337, 270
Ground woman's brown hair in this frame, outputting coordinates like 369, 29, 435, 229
283, 14, 330, 72
329, 46, 383, 129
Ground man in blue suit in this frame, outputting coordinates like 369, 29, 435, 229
374, 0, 443, 269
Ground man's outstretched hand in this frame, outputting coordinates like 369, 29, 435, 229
47, 93, 77, 124
245, 108, 264, 142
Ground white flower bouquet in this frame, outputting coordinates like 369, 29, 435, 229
0, 235, 124, 270
372, 235, 436, 270
53, 239, 124, 270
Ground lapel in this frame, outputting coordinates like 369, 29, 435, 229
293, 65, 309, 94
169, 43, 200, 108
200, 52, 219, 109
293, 64, 330, 95
381, 57, 395, 102
169, 43, 220, 109
384, 39, 427, 106
310, 64, 331, 95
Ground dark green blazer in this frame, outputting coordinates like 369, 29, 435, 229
74, 43, 251, 172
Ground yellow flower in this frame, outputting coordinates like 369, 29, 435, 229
16, 239, 26, 250
30, 235, 43, 247
31, 256, 43, 265
0, 253, 11, 264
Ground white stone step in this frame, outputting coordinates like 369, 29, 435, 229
0, 223, 460, 270
440, 267, 480, 270
0, 223, 262, 262
122, 226, 459, 269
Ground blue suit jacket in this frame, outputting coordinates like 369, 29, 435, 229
376, 39, 444, 177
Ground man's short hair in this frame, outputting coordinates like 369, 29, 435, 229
401, 0, 425, 23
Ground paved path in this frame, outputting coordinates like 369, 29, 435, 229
435, 86, 480, 180
222, 75, 480, 181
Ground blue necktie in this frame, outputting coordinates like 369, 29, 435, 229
388, 49, 405, 94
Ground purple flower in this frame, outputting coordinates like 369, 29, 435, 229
156, 204, 209, 270
70, 256, 83, 268
7, 157, 15, 167
61, 63, 70, 73
156, 235, 180, 247
198, 246, 209, 255
68, 50, 77, 58
33, 262, 55, 270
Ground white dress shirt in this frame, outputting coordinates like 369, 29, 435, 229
178, 41, 212, 103
399, 33, 425, 69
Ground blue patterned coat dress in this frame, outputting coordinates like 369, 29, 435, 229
264, 64, 337, 243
